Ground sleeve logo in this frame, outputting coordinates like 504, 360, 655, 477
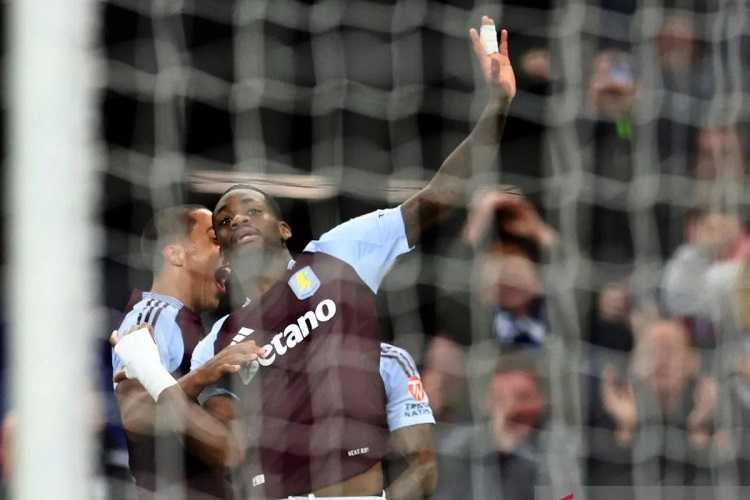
407, 376, 425, 401
288, 266, 321, 300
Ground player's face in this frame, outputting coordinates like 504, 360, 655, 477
212, 189, 291, 259
184, 209, 224, 311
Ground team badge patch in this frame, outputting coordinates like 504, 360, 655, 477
407, 376, 425, 401
288, 266, 320, 300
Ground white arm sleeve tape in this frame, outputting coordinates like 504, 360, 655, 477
480, 24, 499, 54
114, 328, 177, 402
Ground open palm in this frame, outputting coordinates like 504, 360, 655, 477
469, 16, 517, 103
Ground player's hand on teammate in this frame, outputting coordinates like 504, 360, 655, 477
195, 341, 266, 387
111, 324, 158, 383
469, 16, 516, 105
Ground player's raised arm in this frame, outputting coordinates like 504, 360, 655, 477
401, 16, 516, 246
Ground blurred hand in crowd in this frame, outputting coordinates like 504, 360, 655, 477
687, 376, 717, 448
487, 370, 545, 452
600, 365, 637, 445
463, 188, 557, 250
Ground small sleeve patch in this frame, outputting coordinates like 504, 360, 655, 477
288, 266, 321, 300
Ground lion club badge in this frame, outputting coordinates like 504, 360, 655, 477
407, 376, 425, 401
288, 266, 321, 300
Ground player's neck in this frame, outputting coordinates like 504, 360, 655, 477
150, 270, 197, 312
234, 247, 293, 301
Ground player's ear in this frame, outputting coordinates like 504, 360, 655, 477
278, 221, 292, 244
162, 243, 186, 267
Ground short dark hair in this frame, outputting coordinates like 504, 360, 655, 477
217, 184, 283, 220
141, 204, 206, 271
493, 350, 548, 395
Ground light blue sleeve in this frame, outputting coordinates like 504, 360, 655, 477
303, 206, 412, 293
192, 315, 239, 405
112, 306, 184, 375
380, 344, 435, 432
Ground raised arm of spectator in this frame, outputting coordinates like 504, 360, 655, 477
462, 187, 557, 251
400, 16, 516, 246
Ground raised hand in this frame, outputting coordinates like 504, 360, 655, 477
687, 376, 717, 448
463, 188, 557, 249
600, 365, 637, 445
469, 16, 517, 105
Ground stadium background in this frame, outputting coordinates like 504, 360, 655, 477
101, 0, 556, 313
98, 0, 750, 497
6, 0, 750, 498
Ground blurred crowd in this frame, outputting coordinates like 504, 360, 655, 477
412, 6, 750, 499
3, 2, 750, 500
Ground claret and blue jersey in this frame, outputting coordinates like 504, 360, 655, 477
111, 290, 227, 498
191, 206, 434, 497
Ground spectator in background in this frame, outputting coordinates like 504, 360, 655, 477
661, 205, 749, 345
423, 188, 557, 422
657, 15, 697, 94
432, 355, 577, 500
588, 319, 717, 492
694, 125, 746, 187
579, 48, 641, 265
590, 279, 634, 354
475, 247, 545, 348
454, 187, 557, 350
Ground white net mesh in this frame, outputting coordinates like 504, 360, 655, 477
82, 1, 750, 499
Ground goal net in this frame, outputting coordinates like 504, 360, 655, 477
9, 1, 750, 499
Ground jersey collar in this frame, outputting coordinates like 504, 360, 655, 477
242, 259, 296, 308
143, 291, 183, 309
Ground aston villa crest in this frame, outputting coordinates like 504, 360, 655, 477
288, 266, 320, 300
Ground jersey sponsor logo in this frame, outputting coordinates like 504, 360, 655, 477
288, 266, 320, 300
255, 299, 337, 368
407, 376, 425, 401
404, 402, 432, 418
251, 474, 265, 487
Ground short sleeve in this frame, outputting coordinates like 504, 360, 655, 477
112, 306, 183, 375
380, 344, 435, 431
192, 315, 239, 404
303, 206, 412, 293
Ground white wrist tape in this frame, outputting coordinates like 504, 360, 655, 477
114, 328, 177, 401
480, 24, 499, 54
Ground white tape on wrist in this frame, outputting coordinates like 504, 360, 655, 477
114, 328, 177, 401
137, 360, 178, 402
480, 24, 499, 55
